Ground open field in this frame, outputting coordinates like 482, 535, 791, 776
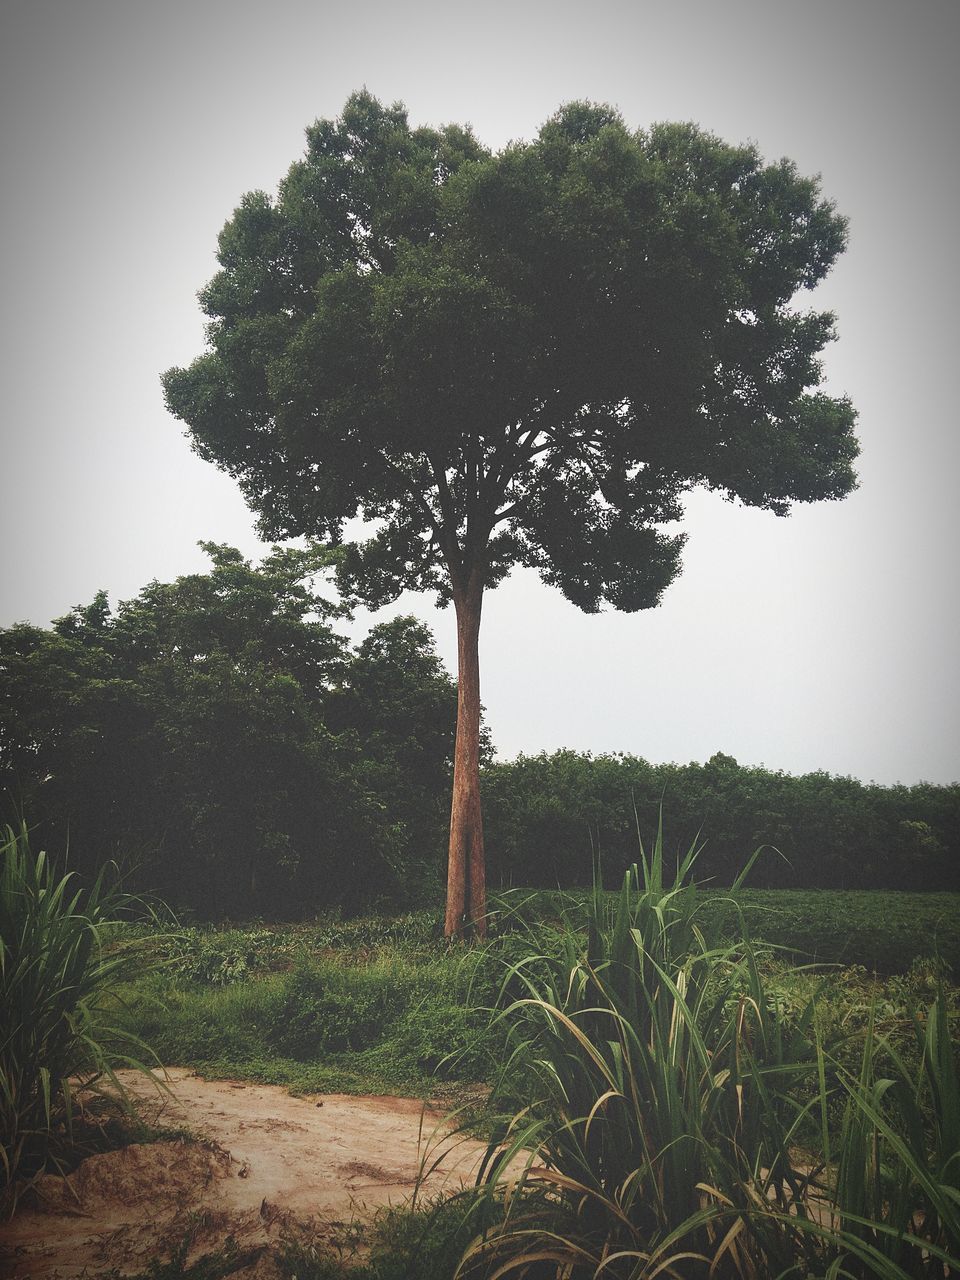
572, 887, 960, 974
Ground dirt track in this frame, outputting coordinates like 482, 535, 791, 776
0, 1068, 499, 1279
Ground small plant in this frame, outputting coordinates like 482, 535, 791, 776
164, 927, 293, 985
814, 980, 960, 1276
0, 823, 160, 1207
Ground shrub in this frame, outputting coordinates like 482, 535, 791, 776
264, 961, 399, 1058
0, 824, 157, 1205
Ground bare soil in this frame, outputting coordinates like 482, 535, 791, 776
0, 1068, 499, 1279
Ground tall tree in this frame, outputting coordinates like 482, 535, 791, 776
163, 92, 859, 937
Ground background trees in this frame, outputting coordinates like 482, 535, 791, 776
481, 750, 958, 892
163, 92, 859, 936
0, 547, 457, 916
2, 565, 955, 913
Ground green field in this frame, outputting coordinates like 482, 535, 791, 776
490, 887, 960, 972
700, 887, 960, 972
100, 883, 960, 1277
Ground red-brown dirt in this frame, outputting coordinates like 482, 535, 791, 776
0, 1068, 499, 1279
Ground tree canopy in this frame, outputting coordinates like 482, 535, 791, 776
164, 92, 859, 934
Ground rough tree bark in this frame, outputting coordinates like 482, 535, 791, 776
444, 569, 487, 939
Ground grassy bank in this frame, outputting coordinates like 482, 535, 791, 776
109, 887, 960, 1102
115, 943, 504, 1099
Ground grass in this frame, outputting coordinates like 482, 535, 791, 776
0, 824, 160, 1208
276, 1192, 503, 1280
102, 1223, 264, 1279
698, 887, 960, 973
111, 939, 509, 1099
501, 887, 960, 974
460, 828, 960, 1278
116, 851, 952, 1278
107, 883, 959, 1106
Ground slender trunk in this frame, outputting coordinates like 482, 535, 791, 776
444, 574, 487, 939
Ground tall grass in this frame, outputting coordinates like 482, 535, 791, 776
0, 824, 158, 1206
462, 822, 960, 1278
814, 982, 960, 1276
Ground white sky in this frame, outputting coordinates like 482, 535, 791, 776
1, 0, 957, 785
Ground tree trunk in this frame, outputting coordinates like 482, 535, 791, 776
444, 575, 487, 939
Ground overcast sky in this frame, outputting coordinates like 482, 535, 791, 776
1, 0, 957, 785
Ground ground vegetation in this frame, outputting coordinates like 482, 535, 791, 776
3, 819, 958, 1275
0, 825, 156, 1207
102, 873, 959, 1277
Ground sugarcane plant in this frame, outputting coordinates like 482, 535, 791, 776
0, 823, 159, 1210
461, 821, 960, 1278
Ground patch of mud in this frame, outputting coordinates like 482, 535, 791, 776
28, 1137, 232, 1215
0, 1068, 500, 1279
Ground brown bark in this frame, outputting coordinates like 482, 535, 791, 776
444, 573, 487, 939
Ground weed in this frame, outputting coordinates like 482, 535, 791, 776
0, 824, 161, 1207
102, 1223, 262, 1279
277, 1191, 498, 1280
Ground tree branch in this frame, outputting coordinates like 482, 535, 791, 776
425, 452, 464, 580
373, 451, 445, 543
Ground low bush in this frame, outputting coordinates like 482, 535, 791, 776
163, 926, 294, 985
0, 824, 158, 1206
264, 960, 401, 1058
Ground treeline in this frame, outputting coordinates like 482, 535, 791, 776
0, 545, 459, 917
2, 550, 957, 916
482, 751, 959, 892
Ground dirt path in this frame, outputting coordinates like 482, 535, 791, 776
0, 1068, 500, 1279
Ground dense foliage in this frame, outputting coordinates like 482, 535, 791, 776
114, 892, 959, 1095
483, 749, 958, 892
467, 850, 960, 1279
2, 552, 956, 913
163, 89, 857, 613
0, 546, 458, 917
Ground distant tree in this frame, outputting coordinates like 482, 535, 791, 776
0, 547, 459, 915
324, 614, 464, 903
480, 750, 960, 892
163, 92, 859, 936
